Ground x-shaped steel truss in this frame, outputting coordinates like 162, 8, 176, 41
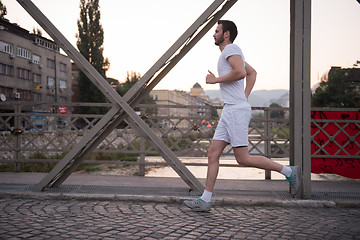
17, 0, 238, 192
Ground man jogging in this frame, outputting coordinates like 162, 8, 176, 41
184, 20, 302, 212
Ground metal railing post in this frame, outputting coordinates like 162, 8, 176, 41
13, 102, 21, 172
264, 108, 271, 179
139, 137, 146, 176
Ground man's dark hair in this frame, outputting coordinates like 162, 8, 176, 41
218, 20, 238, 43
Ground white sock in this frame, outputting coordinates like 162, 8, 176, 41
201, 190, 212, 203
281, 166, 293, 177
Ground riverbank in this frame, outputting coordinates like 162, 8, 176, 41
79, 156, 358, 182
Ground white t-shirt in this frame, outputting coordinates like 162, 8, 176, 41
217, 44, 249, 107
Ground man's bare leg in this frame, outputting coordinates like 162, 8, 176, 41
183, 140, 227, 211
233, 146, 302, 196
184, 142, 302, 211
233, 146, 283, 172
205, 140, 228, 192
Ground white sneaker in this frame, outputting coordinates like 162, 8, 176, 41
286, 166, 302, 196
183, 197, 211, 212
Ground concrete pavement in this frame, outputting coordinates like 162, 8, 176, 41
0, 172, 359, 207
0, 172, 360, 239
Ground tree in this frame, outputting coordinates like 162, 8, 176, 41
116, 71, 141, 97
106, 77, 120, 87
0, 0, 7, 18
116, 71, 155, 106
32, 27, 42, 36
76, 0, 110, 113
209, 104, 219, 119
115, 72, 157, 128
269, 103, 285, 119
312, 67, 360, 108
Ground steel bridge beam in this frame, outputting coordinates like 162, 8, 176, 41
17, 0, 238, 192
290, 0, 312, 198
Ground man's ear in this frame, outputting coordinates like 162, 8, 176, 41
223, 30, 230, 40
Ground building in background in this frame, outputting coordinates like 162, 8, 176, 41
150, 83, 214, 129
0, 18, 72, 112
71, 62, 80, 103
190, 82, 204, 97
149, 89, 190, 122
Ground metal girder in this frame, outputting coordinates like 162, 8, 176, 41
290, 0, 311, 198
17, 0, 237, 192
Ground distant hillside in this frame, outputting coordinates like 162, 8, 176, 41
204, 89, 289, 107
204, 90, 221, 100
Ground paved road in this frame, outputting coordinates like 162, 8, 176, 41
1, 197, 359, 240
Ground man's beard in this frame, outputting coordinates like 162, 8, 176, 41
215, 35, 224, 46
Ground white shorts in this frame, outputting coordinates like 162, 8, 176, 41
213, 104, 251, 147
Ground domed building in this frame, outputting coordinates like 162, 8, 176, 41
190, 82, 204, 97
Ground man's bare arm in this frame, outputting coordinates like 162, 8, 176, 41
206, 55, 246, 84
244, 62, 257, 100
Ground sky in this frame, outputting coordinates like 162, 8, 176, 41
3, 0, 360, 92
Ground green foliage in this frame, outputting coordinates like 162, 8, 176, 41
87, 151, 138, 162
188, 132, 201, 141
161, 131, 214, 152
116, 71, 141, 97
252, 112, 264, 119
270, 144, 289, 155
76, 0, 110, 113
32, 27, 42, 36
107, 77, 120, 86
269, 103, 285, 119
312, 68, 360, 107
0, 162, 57, 173
115, 71, 157, 128
210, 105, 219, 119
0, 0, 7, 18
271, 126, 289, 140
116, 72, 156, 105
0, 150, 138, 173
0, 164, 11, 172
162, 136, 192, 151
76, 164, 101, 172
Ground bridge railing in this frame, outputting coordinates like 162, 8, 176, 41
1, 102, 357, 179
